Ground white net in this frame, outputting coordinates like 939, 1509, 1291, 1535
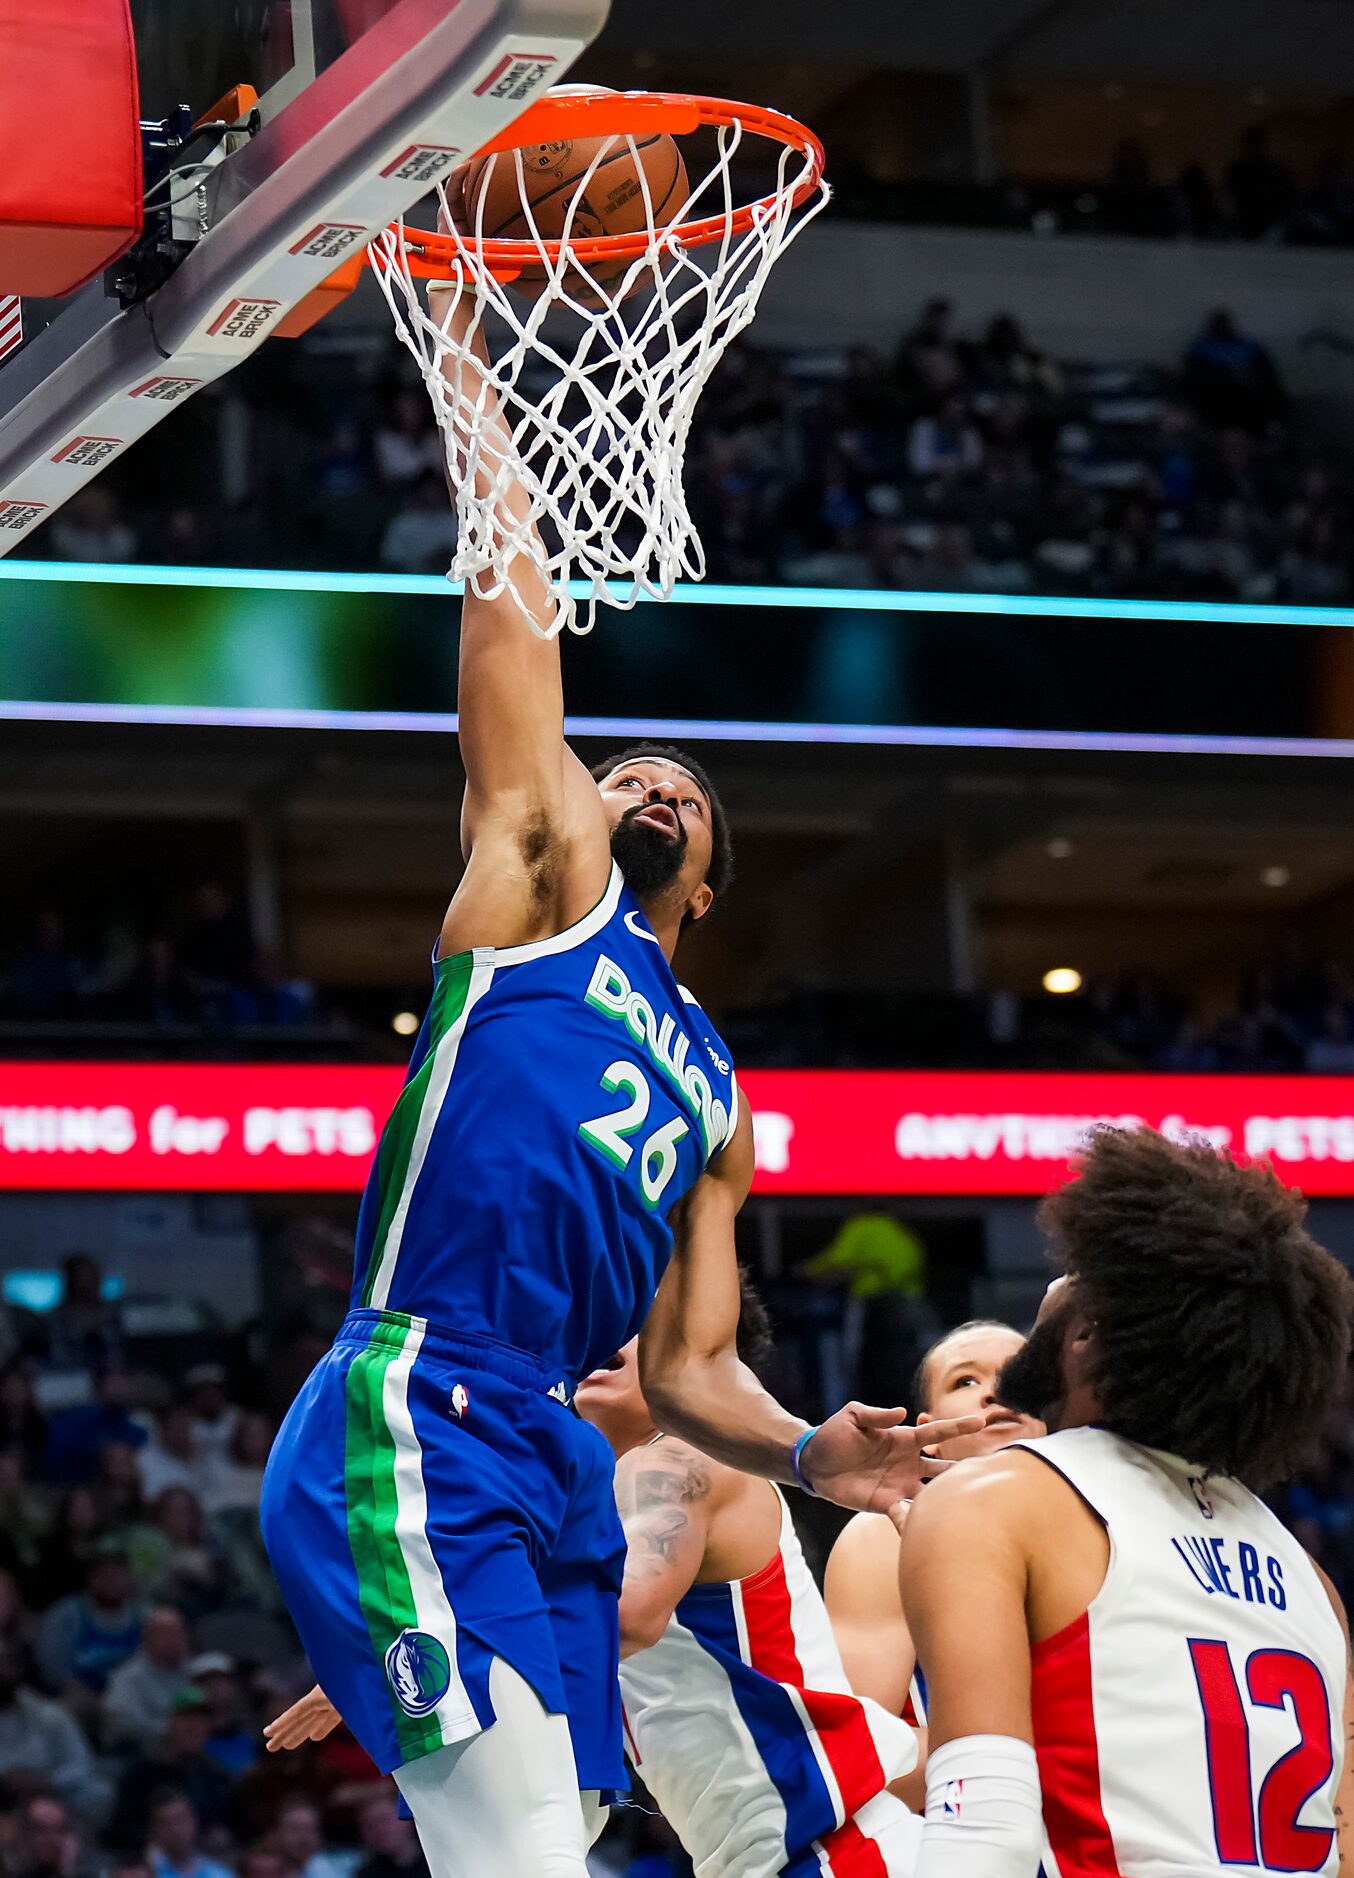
369, 106, 829, 637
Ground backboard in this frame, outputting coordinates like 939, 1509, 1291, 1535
0, 0, 610, 554
129, 1, 483, 126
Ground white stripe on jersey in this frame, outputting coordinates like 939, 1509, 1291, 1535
622, 1608, 795, 1878
367, 955, 496, 1310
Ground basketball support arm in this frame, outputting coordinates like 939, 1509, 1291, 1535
0, 0, 610, 555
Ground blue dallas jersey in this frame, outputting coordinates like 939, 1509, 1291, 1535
350, 861, 739, 1383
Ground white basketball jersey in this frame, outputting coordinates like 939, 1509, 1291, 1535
1016, 1428, 1346, 1878
619, 1486, 921, 1877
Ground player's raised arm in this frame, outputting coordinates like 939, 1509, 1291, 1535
429, 275, 610, 956
639, 1102, 984, 1511
613, 1438, 715, 1658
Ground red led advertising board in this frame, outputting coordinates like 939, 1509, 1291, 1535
3, 1064, 1354, 1196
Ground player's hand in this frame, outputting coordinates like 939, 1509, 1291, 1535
798, 1402, 985, 1513
264, 1685, 340, 1752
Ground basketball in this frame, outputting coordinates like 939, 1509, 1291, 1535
460, 87, 689, 300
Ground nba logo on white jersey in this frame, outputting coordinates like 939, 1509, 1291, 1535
1190, 1474, 1215, 1518
942, 1778, 963, 1818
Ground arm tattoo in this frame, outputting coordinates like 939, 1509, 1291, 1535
636, 1505, 691, 1564
634, 1457, 712, 1510
620, 1451, 713, 1565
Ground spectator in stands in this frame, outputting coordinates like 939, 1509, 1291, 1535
973, 314, 1062, 399
98, 1439, 153, 1529
351, 1793, 428, 1878
0, 1569, 33, 1656
6, 913, 83, 1021
1104, 138, 1171, 239
186, 1656, 257, 1779
158, 507, 217, 568
201, 1415, 271, 1519
48, 487, 138, 565
110, 1697, 234, 1851
35, 1545, 144, 1703
0, 1373, 47, 1475
45, 1257, 126, 1384
372, 390, 443, 488
182, 1370, 238, 1474
906, 392, 985, 481
229, 1738, 332, 1847
1182, 308, 1286, 434
8, 1795, 92, 1878
1153, 1018, 1221, 1073
1292, 151, 1354, 248
0, 1642, 110, 1822
137, 1407, 207, 1504
102, 1607, 193, 1751
144, 1794, 232, 1878
118, 938, 193, 1029
1171, 161, 1223, 240
141, 1491, 230, 1617
1226, 126, 1295, 241
36, 1491, 105, 1604
307, 421, 371, 503
377, 473, 459, 574
239, 1855, 288, 1878
1278, 509, 1349, 602
1306, 1005, 1354, 1073
272, 1802, 356, 1878
896, 297, 966, 400
178, 885, 257, 1027
0, 1454, 48, 1602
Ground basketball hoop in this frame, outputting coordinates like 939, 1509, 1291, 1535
368, 89, 829, 637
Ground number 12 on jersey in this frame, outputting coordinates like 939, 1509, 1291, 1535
1189, 1638, 1336, 1871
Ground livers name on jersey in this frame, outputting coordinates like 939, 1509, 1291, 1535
586, 956, 730, 1157
1172, 1534, 1286, 1608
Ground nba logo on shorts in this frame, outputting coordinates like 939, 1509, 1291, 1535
943, 1779, 963, 1818
385, 1629, 453, 1716
450, 1383, 470, 1420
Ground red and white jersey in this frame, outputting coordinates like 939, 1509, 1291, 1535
1016, 1427, 1346, 1878
619, 1486, 921, 1878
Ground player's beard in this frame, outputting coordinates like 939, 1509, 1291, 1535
610, 804, 689, 901
996, 1302, 1073, 1430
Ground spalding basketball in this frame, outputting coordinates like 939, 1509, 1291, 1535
461, 86, 688, 301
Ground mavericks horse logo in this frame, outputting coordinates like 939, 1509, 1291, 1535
385, 1628, 452, 1716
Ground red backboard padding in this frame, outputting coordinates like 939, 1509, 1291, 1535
0, 0, 142, 296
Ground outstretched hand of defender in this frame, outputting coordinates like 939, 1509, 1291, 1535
263, 1684, 340, 1752
799, 1402, 986, 1513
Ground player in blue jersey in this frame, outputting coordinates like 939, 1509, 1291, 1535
260, 285, 984, 1878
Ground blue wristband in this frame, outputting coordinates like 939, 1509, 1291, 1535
791, 1425, 821, 1497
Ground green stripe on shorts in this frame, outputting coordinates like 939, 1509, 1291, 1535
343, 1322, 445, 1763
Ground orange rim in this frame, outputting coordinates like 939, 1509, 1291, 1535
369, 91, 826, 281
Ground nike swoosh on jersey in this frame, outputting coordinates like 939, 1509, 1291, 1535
624, 910, 662, 945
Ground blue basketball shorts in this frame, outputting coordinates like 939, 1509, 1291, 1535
260, 1309, 626, 1793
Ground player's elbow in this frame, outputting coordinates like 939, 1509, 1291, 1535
618, 1595, 670, 1657
635, 1339, 684, 1427
638, 1337, 720, 1437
